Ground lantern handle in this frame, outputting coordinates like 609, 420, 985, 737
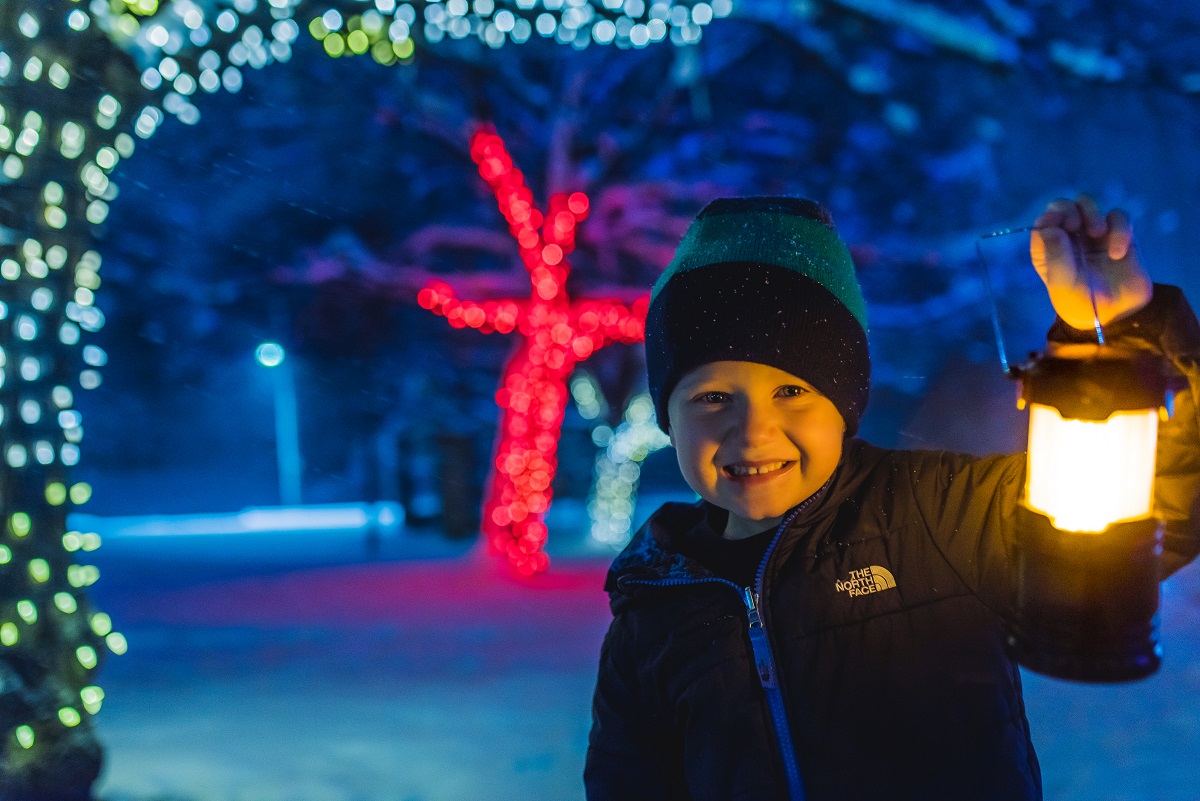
1068, 232, 1107, 345
975, 225, 1032, 377
976, 226, 1106, 378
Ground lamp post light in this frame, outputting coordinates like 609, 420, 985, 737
256, 342, 303, 506
1008, 343, 1174, 682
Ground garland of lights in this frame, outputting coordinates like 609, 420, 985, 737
39, 0, 735, 138
575, 382, 670, 549
309, 0, 733, 63
0, 5, 137, 782
418, 128, 648, 574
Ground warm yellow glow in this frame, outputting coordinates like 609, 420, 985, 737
1025, 404, 1158, 532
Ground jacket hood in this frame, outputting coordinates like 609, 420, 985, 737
605, 439, 886, 613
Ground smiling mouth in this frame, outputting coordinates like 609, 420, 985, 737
723, 461, 793, 478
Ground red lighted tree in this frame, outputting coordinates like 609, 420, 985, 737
418, 129, 648, 575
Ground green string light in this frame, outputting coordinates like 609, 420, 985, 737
14, 725, 34, 749
105, 632, 128, 656
80, 686, 104, 714
89, 613, 112, 637
28, 559, 50, 583
67, 564, 100, 588
45, 482, 67, 506
9, 513, 31, 537
53, 592, 77, 614
69, 482, 92, 505
75, 646, 97, 669
16, 601, 36, 624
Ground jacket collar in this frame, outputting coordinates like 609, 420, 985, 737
606, 499, 715, 592
606, 442, 872, 598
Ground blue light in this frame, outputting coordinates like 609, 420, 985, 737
255, 342, 285, 367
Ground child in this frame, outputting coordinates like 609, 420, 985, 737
584, 196, 1200, 800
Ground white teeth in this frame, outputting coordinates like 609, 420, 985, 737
727, 462, 787, 476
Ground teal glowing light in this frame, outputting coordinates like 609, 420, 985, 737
255, 342, 285, 368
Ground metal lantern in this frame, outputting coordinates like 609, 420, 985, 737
1007, 343, 1174, 682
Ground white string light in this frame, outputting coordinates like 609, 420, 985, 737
576, 384, 670, 549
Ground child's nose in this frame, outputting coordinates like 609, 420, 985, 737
734, 401, 779, 445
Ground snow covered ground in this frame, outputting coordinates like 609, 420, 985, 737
86, 524, 1200, 801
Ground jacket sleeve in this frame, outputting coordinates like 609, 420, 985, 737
909, 283, 1200, 612
1046, 283, 1200, 576
584, 612, 688, 801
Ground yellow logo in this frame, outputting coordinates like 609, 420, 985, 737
835, 566, 896, 598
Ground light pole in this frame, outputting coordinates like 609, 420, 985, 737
256, 342, 303, 506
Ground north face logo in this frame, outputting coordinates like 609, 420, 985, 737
835, 566, 896, 597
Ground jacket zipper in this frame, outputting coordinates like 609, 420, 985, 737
748, 503, 810, 801
742, 584, 806, 800
622, 500, 814, 801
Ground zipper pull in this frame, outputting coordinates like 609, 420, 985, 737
743, 587, 778, 688
742, 587, 763, 627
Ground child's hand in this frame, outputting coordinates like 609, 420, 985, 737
1030, 194, 1153, 330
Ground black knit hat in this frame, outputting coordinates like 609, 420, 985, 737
646, 197, 871, 435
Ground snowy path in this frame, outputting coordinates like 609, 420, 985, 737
90, 554, 1200, 801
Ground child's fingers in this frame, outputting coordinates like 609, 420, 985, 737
1076, 194, 1107, 238
1106, 209, 1133, 260
1033, 209, 1063, 229
1035, 197, 1082, 233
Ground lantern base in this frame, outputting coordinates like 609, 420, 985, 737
1007, 506, 1163, 683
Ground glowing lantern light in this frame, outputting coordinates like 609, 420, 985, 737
421, 127, 649, 574
1008, 343, 1176, 682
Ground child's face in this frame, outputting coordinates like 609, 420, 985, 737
667, 361, 845, 540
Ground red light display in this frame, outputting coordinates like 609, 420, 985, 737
419, 128, 649, 575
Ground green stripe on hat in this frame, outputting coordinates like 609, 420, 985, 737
651, 207, 868, 331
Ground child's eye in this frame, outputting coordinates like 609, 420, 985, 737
778, 385, 810, 398
693, 391, 729, 404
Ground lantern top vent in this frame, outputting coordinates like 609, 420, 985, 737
1019, 344, 1172, 421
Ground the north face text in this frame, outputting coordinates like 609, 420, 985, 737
835, 566, 897, 597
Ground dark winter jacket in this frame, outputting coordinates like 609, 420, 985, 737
585, 285, 1200, 801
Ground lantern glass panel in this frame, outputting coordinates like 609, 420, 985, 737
1025, 403, 1158, 532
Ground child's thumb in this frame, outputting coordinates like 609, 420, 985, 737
1030, 227, 1075, 283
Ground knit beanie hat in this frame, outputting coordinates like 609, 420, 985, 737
646, 197, 870, 435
